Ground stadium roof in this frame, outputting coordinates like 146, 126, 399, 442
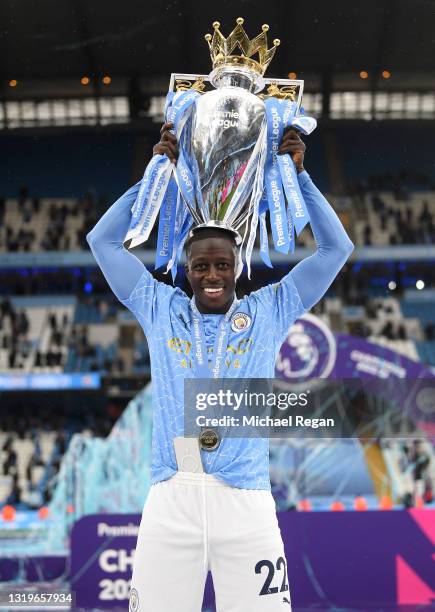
1, 0, 434, 94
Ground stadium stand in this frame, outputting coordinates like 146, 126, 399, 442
382, 439, 434, 507
2, 186, 435, 252
0, 397, 118, 509
1, 278, 434, 372
0, 194, 99, 252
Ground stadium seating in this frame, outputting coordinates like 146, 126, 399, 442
0, 297, 75, 370
415, 340, 435, 366
0, 430, 60, 507
0, 294, 154, 375
1, 291, 433, 372
1, 198, 83, 251
382, 440, 435, 505
2, 187, 435, 252
352, 191, 435, 246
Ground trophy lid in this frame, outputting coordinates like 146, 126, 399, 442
205, 18, 280, 89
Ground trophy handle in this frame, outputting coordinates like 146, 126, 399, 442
261, 79, 305, 116
169, 73, 209, 94
169, 73, 305, 116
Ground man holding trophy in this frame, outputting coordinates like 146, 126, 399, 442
87, 18, 353, 612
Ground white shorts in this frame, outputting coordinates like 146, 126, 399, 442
129, 472, 291, 612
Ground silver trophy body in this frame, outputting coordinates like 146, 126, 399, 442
125, 19, 314, 264
189, 69, 265, 227
170, 67, 305, 236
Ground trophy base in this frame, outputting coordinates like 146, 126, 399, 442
189, 221, 243, 246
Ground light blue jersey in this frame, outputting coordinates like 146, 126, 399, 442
87, 170, 353, 491
121, 270, 306, 489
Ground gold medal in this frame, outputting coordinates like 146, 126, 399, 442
199, 428, 220, 451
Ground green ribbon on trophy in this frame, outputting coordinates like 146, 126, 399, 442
125, 17, 317, 278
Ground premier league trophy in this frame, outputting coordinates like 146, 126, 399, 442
125, 18, 317, 277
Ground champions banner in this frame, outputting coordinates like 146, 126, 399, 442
70, 510, 435, 609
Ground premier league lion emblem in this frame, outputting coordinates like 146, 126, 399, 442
231, 312, 252, 333
276, 313, 337, 387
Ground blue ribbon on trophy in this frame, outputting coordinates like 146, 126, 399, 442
155, 177, 177, 270
264, 98, 292, 254
124, 18, 317, 278
125, 90, 199, 251
259, 192, 272, 268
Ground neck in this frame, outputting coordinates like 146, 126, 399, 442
195, 295, 235, 315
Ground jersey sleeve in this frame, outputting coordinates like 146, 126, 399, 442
289, 171, 354, 309
86, 182, 176, 332
248, 171, 353, 347
119, 269, 177, 333
249, 273, 307, 347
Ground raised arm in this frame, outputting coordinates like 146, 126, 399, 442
279, 129, 354, 309
86, 182, 146, 301
86, 125, 178, 302
290, 171, 354, 309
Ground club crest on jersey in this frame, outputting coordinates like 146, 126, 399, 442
129, 587, 139, 612
231, 312, 251, 333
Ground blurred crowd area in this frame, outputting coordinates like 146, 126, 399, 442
1, 170, 435, 253
0, 402, 121, 509
0, 296, 149, 374
396, 439, 433, 507
1, 258, 434, 376
0, 187, 102, 253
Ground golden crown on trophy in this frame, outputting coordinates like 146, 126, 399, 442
204, 17, 280, 76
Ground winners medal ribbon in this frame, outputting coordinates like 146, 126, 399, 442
190, 297, 239, 451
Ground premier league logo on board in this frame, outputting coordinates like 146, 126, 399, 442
276, 313, 336, 384
231, 312, 252, 333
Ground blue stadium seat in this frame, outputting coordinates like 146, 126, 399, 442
415, 340, 435, 366
401, 301, 434, 325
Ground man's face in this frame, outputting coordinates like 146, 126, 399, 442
186, 237, 237, 314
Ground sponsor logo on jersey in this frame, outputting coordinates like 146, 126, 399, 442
231, 312, 251, 333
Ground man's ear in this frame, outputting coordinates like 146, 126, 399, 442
184, 262, 190, 282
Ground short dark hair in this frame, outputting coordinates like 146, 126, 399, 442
184, 227, 238, 260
